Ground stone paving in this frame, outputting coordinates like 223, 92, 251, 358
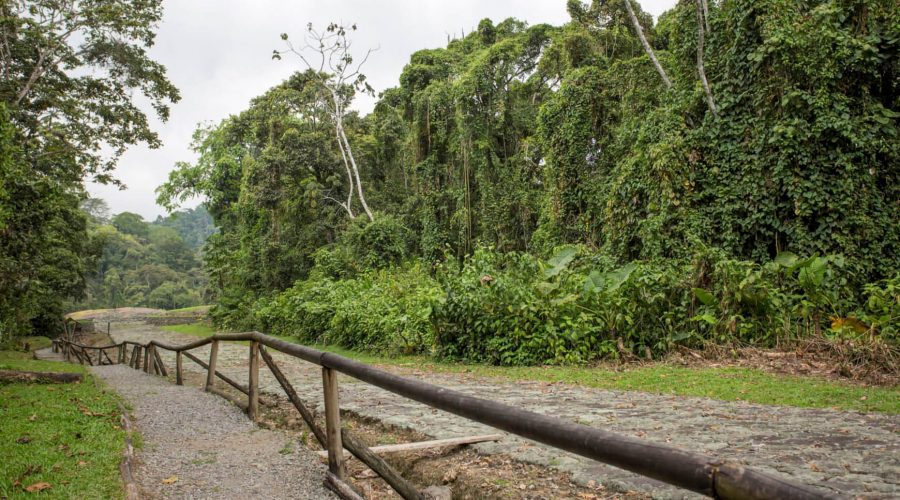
109, 321, 899, 499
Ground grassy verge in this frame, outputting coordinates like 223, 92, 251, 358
0, 351, 125, 498
165, 305, 211, 314
160, 323, 899, 414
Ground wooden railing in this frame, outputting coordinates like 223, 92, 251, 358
53, 331, 838, 500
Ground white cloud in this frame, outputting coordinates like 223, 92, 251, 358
87, 0, 676, 220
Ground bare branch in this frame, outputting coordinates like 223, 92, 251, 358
622, 0, 672, 90
695, 0, 717, 118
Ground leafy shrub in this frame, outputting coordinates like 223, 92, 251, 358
253, 261, 440, 354
432, 246, 881, 365
341, 214, 411, 269
245, 242, 892, 366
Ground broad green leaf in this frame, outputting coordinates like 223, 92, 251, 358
544, 247, 578, 278
774, 251, 799, 268
692, 288, 716, 306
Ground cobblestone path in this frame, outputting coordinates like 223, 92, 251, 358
110, 321, 899, 499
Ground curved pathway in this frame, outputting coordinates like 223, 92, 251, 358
91, 364, 335, 499
109, 320, 899, 499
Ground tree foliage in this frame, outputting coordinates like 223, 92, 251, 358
77, 206, 210, 310
160, 1, 898, 361
0, 0, 178, 339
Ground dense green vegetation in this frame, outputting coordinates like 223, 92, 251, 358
159, 0, 898, 366
0, 0, 179, 340
0, 351, 126, 498
76, 203, 212, 310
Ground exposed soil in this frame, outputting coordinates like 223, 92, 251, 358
663, 342, 898, 387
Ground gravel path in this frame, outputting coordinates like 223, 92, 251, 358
91, 364, 335, 500
109, 321, 900, 499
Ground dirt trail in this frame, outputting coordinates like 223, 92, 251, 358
106, 318, 899, 499
91, 364, 335, 499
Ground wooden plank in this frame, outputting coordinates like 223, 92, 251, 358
341, 429, 424, 500
205, 340, 219, 391
325, 471, 364, 500
248, 341, 260, 420
153, 347, 168, 377
117, 402, 140, 500
322, 367, 346, 479
175, 351, 183, 385
317, 434, 504, 459
259, 346, 327, 448
208, 385, 248, 411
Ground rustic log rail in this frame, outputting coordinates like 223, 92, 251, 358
54, 331, 839, 500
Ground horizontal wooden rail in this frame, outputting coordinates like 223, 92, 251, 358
55, 330, 837, 500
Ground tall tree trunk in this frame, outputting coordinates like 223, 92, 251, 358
695, 0, 718, 118
335, 127, 355, 218
623, 0, 672, 90
338, 122, 374, 222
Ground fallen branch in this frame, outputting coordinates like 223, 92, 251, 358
317, 434, 504, 459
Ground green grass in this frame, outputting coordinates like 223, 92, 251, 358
0, 351, 85, 374
0, 352, 125, 499
161, 323, 251, 346
159, 323, 899, 414
165, 305, 211, 314
0, 336, 53, 352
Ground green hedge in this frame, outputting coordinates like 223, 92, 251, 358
246, 246, 898, 365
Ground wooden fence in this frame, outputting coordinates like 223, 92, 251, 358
53, 329, 838, 500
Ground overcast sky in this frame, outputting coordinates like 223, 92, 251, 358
88, 0, 677, 221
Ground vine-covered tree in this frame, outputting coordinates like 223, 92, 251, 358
160, 0, 897, 352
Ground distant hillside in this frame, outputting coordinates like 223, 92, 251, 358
153, 205, 216, 251
75, 201, 211, 311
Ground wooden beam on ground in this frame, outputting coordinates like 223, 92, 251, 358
208, 385, 248, 412
117, 402, 139, 500
342, 429, 424, 500
259, 346, 327, 448
317, 434, 504, 459
0, 370, 83, 383
325, 471, 365, 500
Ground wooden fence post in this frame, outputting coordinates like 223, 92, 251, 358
248, 341, 260, 420
144, 346, 152, 373
176, 351, 183, 385
322, 366, 346, 480
205, 340, 219, 391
